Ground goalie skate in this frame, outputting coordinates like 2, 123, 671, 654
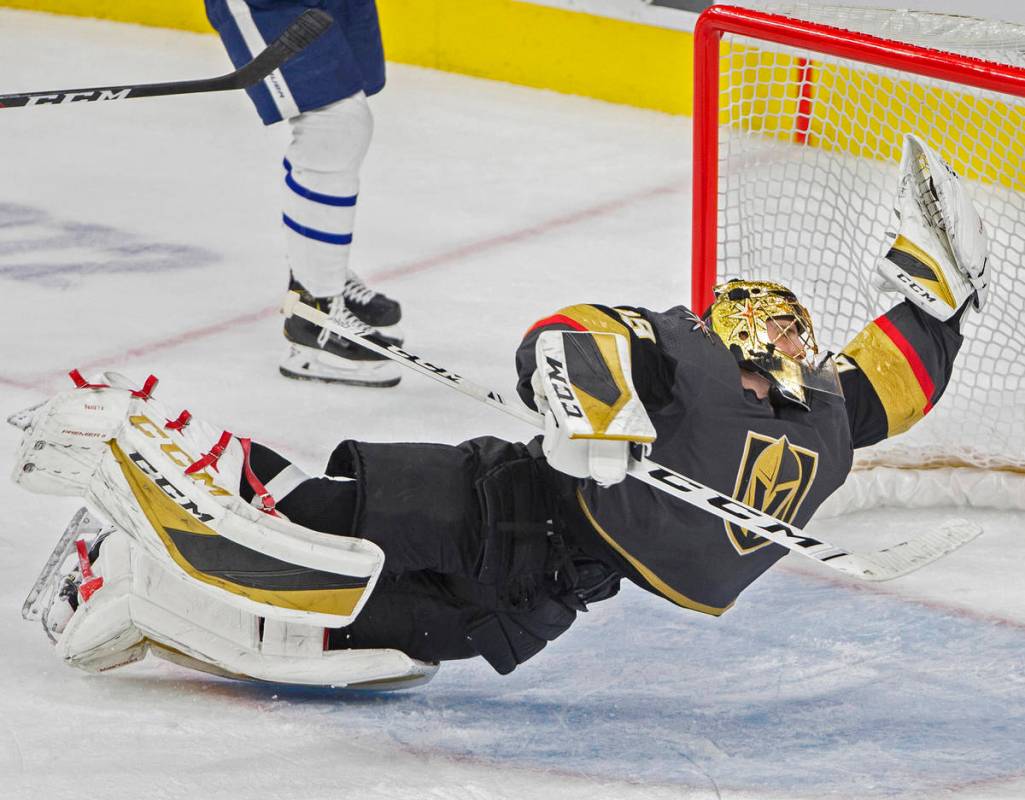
22, 507, 113, 643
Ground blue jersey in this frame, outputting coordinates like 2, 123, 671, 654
205, 0, 385, 124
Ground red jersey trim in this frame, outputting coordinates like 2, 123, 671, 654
874, 314, 936, 414
525, 313, 588, 336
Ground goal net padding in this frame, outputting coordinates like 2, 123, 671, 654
692, 3, 1025, 513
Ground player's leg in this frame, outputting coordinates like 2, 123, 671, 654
205, 0, 401, 386
330, 570, 582, 673
320, 436, 627, 673
242, 436, 538, 579
287, 0, 401, 336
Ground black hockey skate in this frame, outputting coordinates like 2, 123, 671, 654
281, 276, 401, 387
342, 270, 403, 341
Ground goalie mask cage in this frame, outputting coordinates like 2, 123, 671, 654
692, 3, 1025, 512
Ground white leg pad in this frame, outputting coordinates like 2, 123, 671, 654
12, 375, 385, 628
58, 530, 438, 689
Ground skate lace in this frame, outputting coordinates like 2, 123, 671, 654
318, 296, 377, 347
342, 272, 378, 306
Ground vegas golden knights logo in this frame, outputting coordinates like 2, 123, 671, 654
726, 432, 819, 555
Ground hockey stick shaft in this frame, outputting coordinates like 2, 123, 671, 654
282, 293, 981, 581
0, 9, 332, 109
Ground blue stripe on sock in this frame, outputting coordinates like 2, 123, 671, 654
283, 157, 292, 172
282, 214, 353, 245
285, 171, 357, 207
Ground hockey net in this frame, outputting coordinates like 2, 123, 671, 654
692, 3, 1025, 512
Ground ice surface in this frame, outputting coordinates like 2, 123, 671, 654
0, 10, 1023, 800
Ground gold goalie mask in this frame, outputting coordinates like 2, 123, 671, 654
708, 279, 842, 409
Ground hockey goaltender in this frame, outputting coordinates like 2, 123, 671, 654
9, 136, 989, 690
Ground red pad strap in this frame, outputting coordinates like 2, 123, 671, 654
68, 369, 109, 390
185, 430, 234, 475
74, 539, 104, 603
165, 410, 192, 432
131, 375, 158, 399
68, 370, 158, 400
238, 437, 277, 515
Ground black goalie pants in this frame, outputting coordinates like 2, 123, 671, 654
243, 435, 621, 674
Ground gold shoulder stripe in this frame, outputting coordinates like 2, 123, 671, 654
558, 304, 630, 338
576, 489, 731, 617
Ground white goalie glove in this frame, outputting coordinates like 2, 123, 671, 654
532, 330, 656, 486
876, 134, 990, 321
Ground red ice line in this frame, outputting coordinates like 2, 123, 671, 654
0, 179, 683, 395
778, 559, 1025, 642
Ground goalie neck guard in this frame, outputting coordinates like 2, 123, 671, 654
708, 279, 841, 409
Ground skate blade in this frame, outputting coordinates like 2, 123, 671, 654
22, 507, 99, 621
279, 365, 401, 388
279, 344, 401, 388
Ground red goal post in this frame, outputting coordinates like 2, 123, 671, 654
691, 4, 1025, 311
689, 4, 1025, 510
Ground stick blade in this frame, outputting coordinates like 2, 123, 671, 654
832, 518, 983, 582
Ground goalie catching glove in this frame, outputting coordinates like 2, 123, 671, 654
532, 330, 656, 486
876, 134, 990, 321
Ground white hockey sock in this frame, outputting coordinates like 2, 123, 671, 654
282, 92, 374, 298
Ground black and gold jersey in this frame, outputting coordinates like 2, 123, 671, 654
515, 300, 963, 615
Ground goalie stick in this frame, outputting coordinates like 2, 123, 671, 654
281, 291, 983, 582
0, 9, 332, 109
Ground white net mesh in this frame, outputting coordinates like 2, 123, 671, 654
716, 3, 1025, 472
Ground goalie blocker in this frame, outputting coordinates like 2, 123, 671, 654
532, 329, 656, 486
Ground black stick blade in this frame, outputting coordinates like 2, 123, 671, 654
0, 8, 335, 108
